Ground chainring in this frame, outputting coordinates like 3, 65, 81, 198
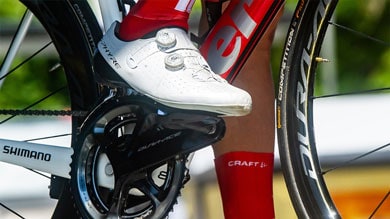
70, 94, 191, 219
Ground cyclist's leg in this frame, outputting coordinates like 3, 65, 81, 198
203, 2, 283, 218
212, 35, 275, 219
118, 0, 192, 41
97, 0, 252, 116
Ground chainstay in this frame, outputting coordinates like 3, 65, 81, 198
0, 109, 88, 117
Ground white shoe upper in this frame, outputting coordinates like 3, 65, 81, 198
98, 23, 252, 116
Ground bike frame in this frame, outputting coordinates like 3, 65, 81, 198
0, 0, 284, 183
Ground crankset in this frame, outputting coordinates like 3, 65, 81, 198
83, 93, 225, 175
70, 91, 225, 218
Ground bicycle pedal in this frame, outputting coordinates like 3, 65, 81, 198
158, 112, 221, 134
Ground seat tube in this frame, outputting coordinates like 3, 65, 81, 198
200, 0, 285, 82
98, 0, 122, 31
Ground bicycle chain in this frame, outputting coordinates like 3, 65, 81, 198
0, 109, 88, 117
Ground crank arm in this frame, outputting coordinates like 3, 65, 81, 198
105, 113, 225, 177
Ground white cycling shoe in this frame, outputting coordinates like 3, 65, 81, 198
98, 23, 252, 116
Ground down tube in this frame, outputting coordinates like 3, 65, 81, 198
200, 0, 284, 83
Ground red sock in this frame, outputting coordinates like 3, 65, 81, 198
118, 0, 195, 41
214, 151, 275, 219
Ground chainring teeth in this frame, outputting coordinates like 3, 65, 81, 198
72, 96, 188, 218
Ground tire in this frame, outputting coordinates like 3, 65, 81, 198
276, 2, 338, 217
277, 0, 389, 218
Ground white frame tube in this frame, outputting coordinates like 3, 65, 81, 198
98, 0, 123, 32
0, 139, 73, 178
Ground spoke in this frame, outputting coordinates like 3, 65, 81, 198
0, 202, 25, 219
24, 168, 51, 179
311, 87, 390, 100
0, 42, 52, 82
369, 190, 390, 219
0, 9, 33, 86
322, 142, 390, 174
329, 21, 390, 46
25, 133, 71, 142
